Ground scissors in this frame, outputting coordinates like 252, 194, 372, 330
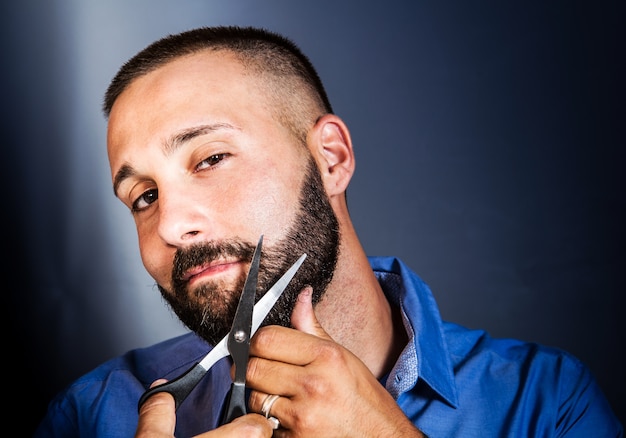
137, 235, 306, 425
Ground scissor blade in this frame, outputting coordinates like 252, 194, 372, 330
228, 236, 263, 384
251, 252, 307, 333
221, 236, 263, 423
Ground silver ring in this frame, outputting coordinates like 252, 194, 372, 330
268, 416, 281, 430
260, 394, 281, 419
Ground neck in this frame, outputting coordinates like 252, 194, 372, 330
313, 232, 407, 379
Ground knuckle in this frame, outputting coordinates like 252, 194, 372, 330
300, 372, 331, 398
317, 340, 347, 367
252, 326, 279, 351
246, 356, 261, 380
247, 389, 262, 411
289, 405, 316, 433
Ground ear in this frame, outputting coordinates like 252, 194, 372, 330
308, 114, 355, 197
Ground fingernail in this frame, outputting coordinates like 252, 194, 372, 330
150, 378, 168, 388
298, 286, 313, 302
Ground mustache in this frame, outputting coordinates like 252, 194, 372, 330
171, 239, 256, 288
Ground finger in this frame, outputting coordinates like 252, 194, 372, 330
135, 389, 176, 437
150, 378, 168, 388
246, 353, 303, 396
290, 287, 332, 341
250, 288, 335, 366
212, 414, 276, 437
248, 335, 347, 400
248, 392, 290, 430
250, 325, 321, 366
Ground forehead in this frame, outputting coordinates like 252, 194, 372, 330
111, 49, 253, 115
106, 50, 275, 164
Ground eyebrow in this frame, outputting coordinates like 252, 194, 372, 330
163, 123, 238, 156
112, 123, 238, 197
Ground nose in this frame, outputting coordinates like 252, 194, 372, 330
156, 187, 207, 247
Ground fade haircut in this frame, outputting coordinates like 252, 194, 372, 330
103, 26, 333, 144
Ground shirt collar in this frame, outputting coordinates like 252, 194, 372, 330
369, 256, 459, 408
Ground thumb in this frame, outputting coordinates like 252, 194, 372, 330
135, 380, 176, 437
290, 286, 332, 340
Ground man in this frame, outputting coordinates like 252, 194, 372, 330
35, 26, 622, 437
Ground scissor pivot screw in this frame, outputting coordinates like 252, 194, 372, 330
234, 330, 247, 343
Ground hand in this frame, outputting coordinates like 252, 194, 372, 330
246, 287, 424, 437
135, 380, 276, 438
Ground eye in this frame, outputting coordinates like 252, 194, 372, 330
196, 153, 228, 171
131, 188, 158, 212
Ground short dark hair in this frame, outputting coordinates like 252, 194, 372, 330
103, 26, 333, 143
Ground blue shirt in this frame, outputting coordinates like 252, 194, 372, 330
35, 257, 622, 437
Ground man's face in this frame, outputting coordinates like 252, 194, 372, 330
107, 51, 339, 344
162, 158, 339, 343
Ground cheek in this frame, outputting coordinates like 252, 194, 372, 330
136, 224, 172, 285
242, 170, 303, 238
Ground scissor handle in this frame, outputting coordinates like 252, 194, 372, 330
220, 381, 247, 425
137, 362, 207, 412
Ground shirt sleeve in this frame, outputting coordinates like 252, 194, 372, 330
555, 353, 623, 437
33, 392, 80, 438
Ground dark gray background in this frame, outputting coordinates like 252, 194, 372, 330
3, 1, 623, 433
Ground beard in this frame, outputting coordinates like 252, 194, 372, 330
157, 157, 340, 345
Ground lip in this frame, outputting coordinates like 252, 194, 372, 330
182, 260, 241, 285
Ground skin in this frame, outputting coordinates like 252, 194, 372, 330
108, 50, 423, 437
